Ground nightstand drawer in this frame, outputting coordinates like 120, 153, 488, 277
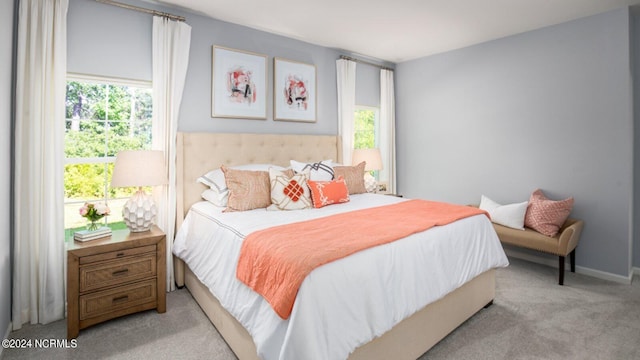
79, 279, 157, 320
79, 254, 157, 292
80, 245, 156, 265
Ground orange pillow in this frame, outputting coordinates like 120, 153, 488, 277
308, 176, 350, 208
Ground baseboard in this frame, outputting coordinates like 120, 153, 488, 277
0, 321, 12, 357
633, 267, 640, 276
504, 248, 632, 285
575, 265, 633, 284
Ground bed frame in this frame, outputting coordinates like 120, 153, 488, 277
174, 132, 495, 360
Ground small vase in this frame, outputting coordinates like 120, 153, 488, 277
87, 220, 100, 232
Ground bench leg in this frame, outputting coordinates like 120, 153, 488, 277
558, 256, 565, 285
570, 249, 576, 273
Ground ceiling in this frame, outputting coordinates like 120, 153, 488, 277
154, 0, 640, 63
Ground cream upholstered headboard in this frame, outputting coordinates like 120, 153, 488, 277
176, 132, 340, 224
174, 132, 339, 287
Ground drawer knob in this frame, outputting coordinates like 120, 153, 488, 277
112, 269, 129, 277
112, 295, 129, 304
116, 252, 125, 257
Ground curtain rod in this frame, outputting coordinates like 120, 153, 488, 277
95, 0, 186, 22
339, 55, 393, 71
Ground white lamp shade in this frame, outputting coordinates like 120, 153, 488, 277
352, 148, 383, 171
111, 150, 168, 188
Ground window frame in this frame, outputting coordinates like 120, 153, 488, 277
64, 73, 153, 232
353, 105, 380, 150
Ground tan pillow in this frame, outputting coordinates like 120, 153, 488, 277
222, 166, 271, 212
333, 161, 367, 195
524, 189, 574, 237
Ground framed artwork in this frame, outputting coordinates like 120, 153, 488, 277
376, 182, 389, 194
211, 46, 267, 119
273, 57, 317, 122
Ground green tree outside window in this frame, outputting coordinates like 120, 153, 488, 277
354, 107, 378, 150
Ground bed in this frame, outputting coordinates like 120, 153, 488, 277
172, 132, 508, 360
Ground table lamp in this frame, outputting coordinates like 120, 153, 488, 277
111, 150, 168, 232
352, 148, 382, 193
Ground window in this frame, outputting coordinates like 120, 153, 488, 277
354, 106, 380, 180
354, 106, 379, 150
64, 75, 152, 238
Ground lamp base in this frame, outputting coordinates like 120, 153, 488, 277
364, 172, 377, 193
122, 189, 157, 232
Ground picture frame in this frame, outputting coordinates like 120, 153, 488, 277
376, 182, 389, 194
273, 57, 317, 122
211, 46, 267, 119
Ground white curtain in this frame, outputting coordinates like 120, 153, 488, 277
380, 69, 397, 194
152, 16, 191, 292
13, 0, 68, 329
336, 59, 356, 165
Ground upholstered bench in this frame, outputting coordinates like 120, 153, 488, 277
492, 218, 584, 285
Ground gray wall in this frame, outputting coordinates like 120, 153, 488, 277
1, 0, 14, 343
179, 12, 341, 135
69, 0, 392, 137
68, 0, 635, 278
396, 8, 634, 278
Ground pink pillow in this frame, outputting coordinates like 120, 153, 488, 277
524, 189, 574, 237
308, 177, 350, 208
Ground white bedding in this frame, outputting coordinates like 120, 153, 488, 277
173, 194, 509, 360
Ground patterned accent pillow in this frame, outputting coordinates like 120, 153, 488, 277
290, 159, 334, 181
524, 189, 574, 237
333, 161, 367, 195
268, 168, 312, 210
308, 176, 350, 208
222, 166, 272, 212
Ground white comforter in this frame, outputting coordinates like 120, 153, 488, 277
173, 194, 509, 360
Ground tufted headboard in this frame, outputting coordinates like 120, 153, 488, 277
176, 132, 340, 226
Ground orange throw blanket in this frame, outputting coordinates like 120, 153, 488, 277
236, 199, 488, 319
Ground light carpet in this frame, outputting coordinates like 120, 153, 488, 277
2, 258, 639, 360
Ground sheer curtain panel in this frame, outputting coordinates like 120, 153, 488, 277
151, 16, 191, 292
336, 59, 356, 165
13, 0, 68, 329
380, 69, 397, 194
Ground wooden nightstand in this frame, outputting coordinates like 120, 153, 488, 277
67, 226, 166, 339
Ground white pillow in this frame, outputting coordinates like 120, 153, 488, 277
290, 159, 334, 181
197, 164, 285, 192
479, 195, 528, 230
201, 188, 229, 207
